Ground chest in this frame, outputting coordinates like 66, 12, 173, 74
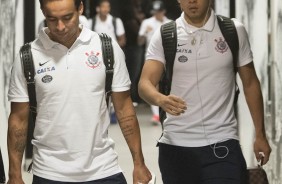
33, 46, 106, 98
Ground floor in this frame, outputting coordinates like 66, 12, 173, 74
21, 103, 163, 184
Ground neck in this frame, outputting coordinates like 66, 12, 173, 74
185, 9, 211, 28
99, 14, 107, 21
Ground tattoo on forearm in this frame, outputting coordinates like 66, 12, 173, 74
14, 128, 27, 153
119, 115, 136, 141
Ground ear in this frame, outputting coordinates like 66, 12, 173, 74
96, 7, 100, 13
79, 2, 84, 15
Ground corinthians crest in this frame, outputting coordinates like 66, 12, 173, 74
85, 51, 101, 69
214, 37, 228, 53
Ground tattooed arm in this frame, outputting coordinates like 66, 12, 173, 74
112, 90, 152, 184
7, 102, 29, 184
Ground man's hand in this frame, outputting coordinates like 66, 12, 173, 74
253, 135, 271, 165
158, 94, 187, 116
7, 177, 25, 184
133, 163, 152, 184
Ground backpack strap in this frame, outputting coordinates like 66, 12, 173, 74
20, 43, 37, 172
217, 15, 239, 73
112, 16, 117, 39
159, 21, 177, 123
217, 15, 240, 104
20, 43, 37, 120
92, 16, 96, 31
99, 33, 114, 107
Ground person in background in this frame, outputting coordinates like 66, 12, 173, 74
138, 0, 171, 125
7, 0, 151, 183
138, 0, 271, 183
89, 0, 126, 48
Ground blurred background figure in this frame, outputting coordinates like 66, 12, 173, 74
138, 0, 171, 125
89, 0, 126, 48
120, 0, 151, 104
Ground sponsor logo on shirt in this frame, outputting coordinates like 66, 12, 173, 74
214, 37, 228, 53
42, 75, 53, 83
85, 51, 101, 69
39, 60, 50, 66
37, 66, 56, 74
177, 48, 192, 54
178, 55, 188, 63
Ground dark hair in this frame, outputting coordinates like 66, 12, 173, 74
39, 0, 82, 10
97, 0, 110, 6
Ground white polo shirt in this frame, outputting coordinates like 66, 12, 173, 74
89, 14, 125, 41
146, 10, 253, 147
138, 16, 171, 51
8, 26, 131, 182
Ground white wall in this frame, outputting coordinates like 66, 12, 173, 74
235, 0, 269, 168
0, 0, 24, 178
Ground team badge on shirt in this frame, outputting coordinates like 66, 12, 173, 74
85, 51, 101, 69
178, 55, 188, 63
42, 75, 53, 83
214, 37, 228, 53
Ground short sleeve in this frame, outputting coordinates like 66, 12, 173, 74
145, 26, 165, 64
233, 18, 253, 67
116, 18, 125, 37
111, 40, 131, 92
8, 53, 29, 102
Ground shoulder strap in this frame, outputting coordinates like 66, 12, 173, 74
92, 16, 96, 31
112, 16, 117, 38
20, 43, 37, 171
217, 15, 240, 105
159, 21, 177, 123
20, 43, 37, 119
99, 33, 114, 107
217, 15, 239, 73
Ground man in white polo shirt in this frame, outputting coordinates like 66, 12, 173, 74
139, 0, 271, 183
7, 0, 151, 183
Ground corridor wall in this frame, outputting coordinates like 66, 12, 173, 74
0, 0, 24, 178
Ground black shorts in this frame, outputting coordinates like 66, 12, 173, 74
158, 139, 247, 184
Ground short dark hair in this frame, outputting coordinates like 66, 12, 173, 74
97, 0, 110, 6
39, 0, 82, 10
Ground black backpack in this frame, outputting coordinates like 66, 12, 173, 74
20, 33, 114, 171
159, 15, 239, 123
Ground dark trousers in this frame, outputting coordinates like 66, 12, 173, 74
32, 173, 127, 184
159, 139, 248, 184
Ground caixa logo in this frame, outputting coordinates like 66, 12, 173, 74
37, 66, 56, 74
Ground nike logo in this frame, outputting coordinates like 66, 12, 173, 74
39, 60, 50, 66
177, 43, 187, 47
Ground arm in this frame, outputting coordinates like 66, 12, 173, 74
7, 102, 30, 184
137, 35, 146, 46
117, 34, 126, 48
111, 90, 151, 184
238, 62, 271, 165
138, 60, 186, 116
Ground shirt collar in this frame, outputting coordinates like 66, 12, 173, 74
180, 9, 216, 33
38, 24, 92, 50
